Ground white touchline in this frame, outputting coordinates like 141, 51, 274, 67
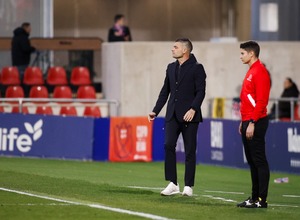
0, 187, 174, 220
127, 186, 163, 190
202, 195, 237, 203
204, 190, 244, 195
283, 195, 300, 198
2, 203, 74, 206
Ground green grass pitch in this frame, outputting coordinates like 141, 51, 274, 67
0, 157, 300, 220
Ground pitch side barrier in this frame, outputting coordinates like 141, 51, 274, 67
0, 98, 119, 116
207, 97, 300, 121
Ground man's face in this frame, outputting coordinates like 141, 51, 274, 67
172, 42, 186, 59
116, 17, 125, 26
240, 49, 253, 64
24, 25, 31, 34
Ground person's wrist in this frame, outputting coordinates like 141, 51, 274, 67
249, 119, 256, 124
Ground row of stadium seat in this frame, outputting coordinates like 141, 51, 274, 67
3, 85, 96, 99
0, 85, 101, 117
0, 105, 101, 117
0, 66, 91, 86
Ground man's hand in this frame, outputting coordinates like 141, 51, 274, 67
246, 122, 255, 140
148, 112, 156, 122
238, 121, 242, 135
183, 109, 196, 122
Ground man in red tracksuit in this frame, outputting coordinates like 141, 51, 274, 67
237, 41, 271, 208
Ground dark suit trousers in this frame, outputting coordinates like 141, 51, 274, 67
164, 116, 199, 186
241, 117, 270, 201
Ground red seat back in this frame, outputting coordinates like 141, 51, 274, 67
1, 67, 21, 85
295, 104, 300, 120
29, 86, 49, 98
53, 86, 72, 99
77, 85, 96, 99
23, 67, 44, 85
5, 85, 24, 98
83, 106, 101, 118
47, 66, 68, 85
60, 106, 77, 116
70, 67, 91, 85
11, 106, 29, 114
36, 106, 53, 115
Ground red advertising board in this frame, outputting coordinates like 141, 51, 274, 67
109, 117, 153, 162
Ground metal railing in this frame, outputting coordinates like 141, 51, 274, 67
0, 98, 120, 117
207, 97, 300, 121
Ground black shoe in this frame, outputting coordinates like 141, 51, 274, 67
245, 197, 268, 208
237, 197, 254, 207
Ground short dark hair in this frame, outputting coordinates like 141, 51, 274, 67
240, 41, 260, 58
21, 22, 31, 28
175, 38, 193, 52
114, 14, 124, 23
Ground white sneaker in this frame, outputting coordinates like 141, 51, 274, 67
182, 186, 193, 196
160, 182, 180, 196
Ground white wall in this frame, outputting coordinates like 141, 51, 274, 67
102, 42, 300, 117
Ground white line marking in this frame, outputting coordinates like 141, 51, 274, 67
202, 195, 237, 203
127, 186, 163, 191
2, 203, 74, 206
204, 190, 244, 195
283, 195, 300, 198
0, 187, 174, 220
270, 204, 299, 208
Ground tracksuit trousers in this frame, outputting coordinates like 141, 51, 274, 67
241, 116, 270, 201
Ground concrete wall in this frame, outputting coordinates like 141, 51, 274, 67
54, 0, 251, 41
102, 42, 300, 117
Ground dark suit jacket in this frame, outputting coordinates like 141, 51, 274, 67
152, 54, 206, 122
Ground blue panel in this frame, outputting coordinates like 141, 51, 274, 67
92, 118, 110, 161
152, 117, 165, 161
0, 114, 94, 160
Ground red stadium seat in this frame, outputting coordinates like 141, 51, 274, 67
29, 86, 49, 98
0, 106, 4, 113
36, 106, 53, 115
77, 85, 96, 99
70, 67, 91, 85
1, 66, 21, 85
60, 106, 77, 116
53, 86, 72, 99
47, 66, 68, 85
294, 104, 300, 120
83, 106, 101, 118
11, 106, 29, 114
5, 85, 24, 98
23, 67, 44, 85
5, 86, 27, 113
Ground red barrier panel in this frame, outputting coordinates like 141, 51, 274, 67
109, 117, 152, 162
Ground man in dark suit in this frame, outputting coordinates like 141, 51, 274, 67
148, 38, 206, 196
108, 14, 132, 42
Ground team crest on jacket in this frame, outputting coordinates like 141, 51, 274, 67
247, 74, 253, 82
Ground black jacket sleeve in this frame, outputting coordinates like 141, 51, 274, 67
190, 64, 206, 111
152, 70, 170, 116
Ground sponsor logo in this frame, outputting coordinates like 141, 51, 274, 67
290, 159, 300, 168
0, 120, 43, 153
287, 128, 300, 153
210, 121, 223, 161
211, 121, 223, 148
